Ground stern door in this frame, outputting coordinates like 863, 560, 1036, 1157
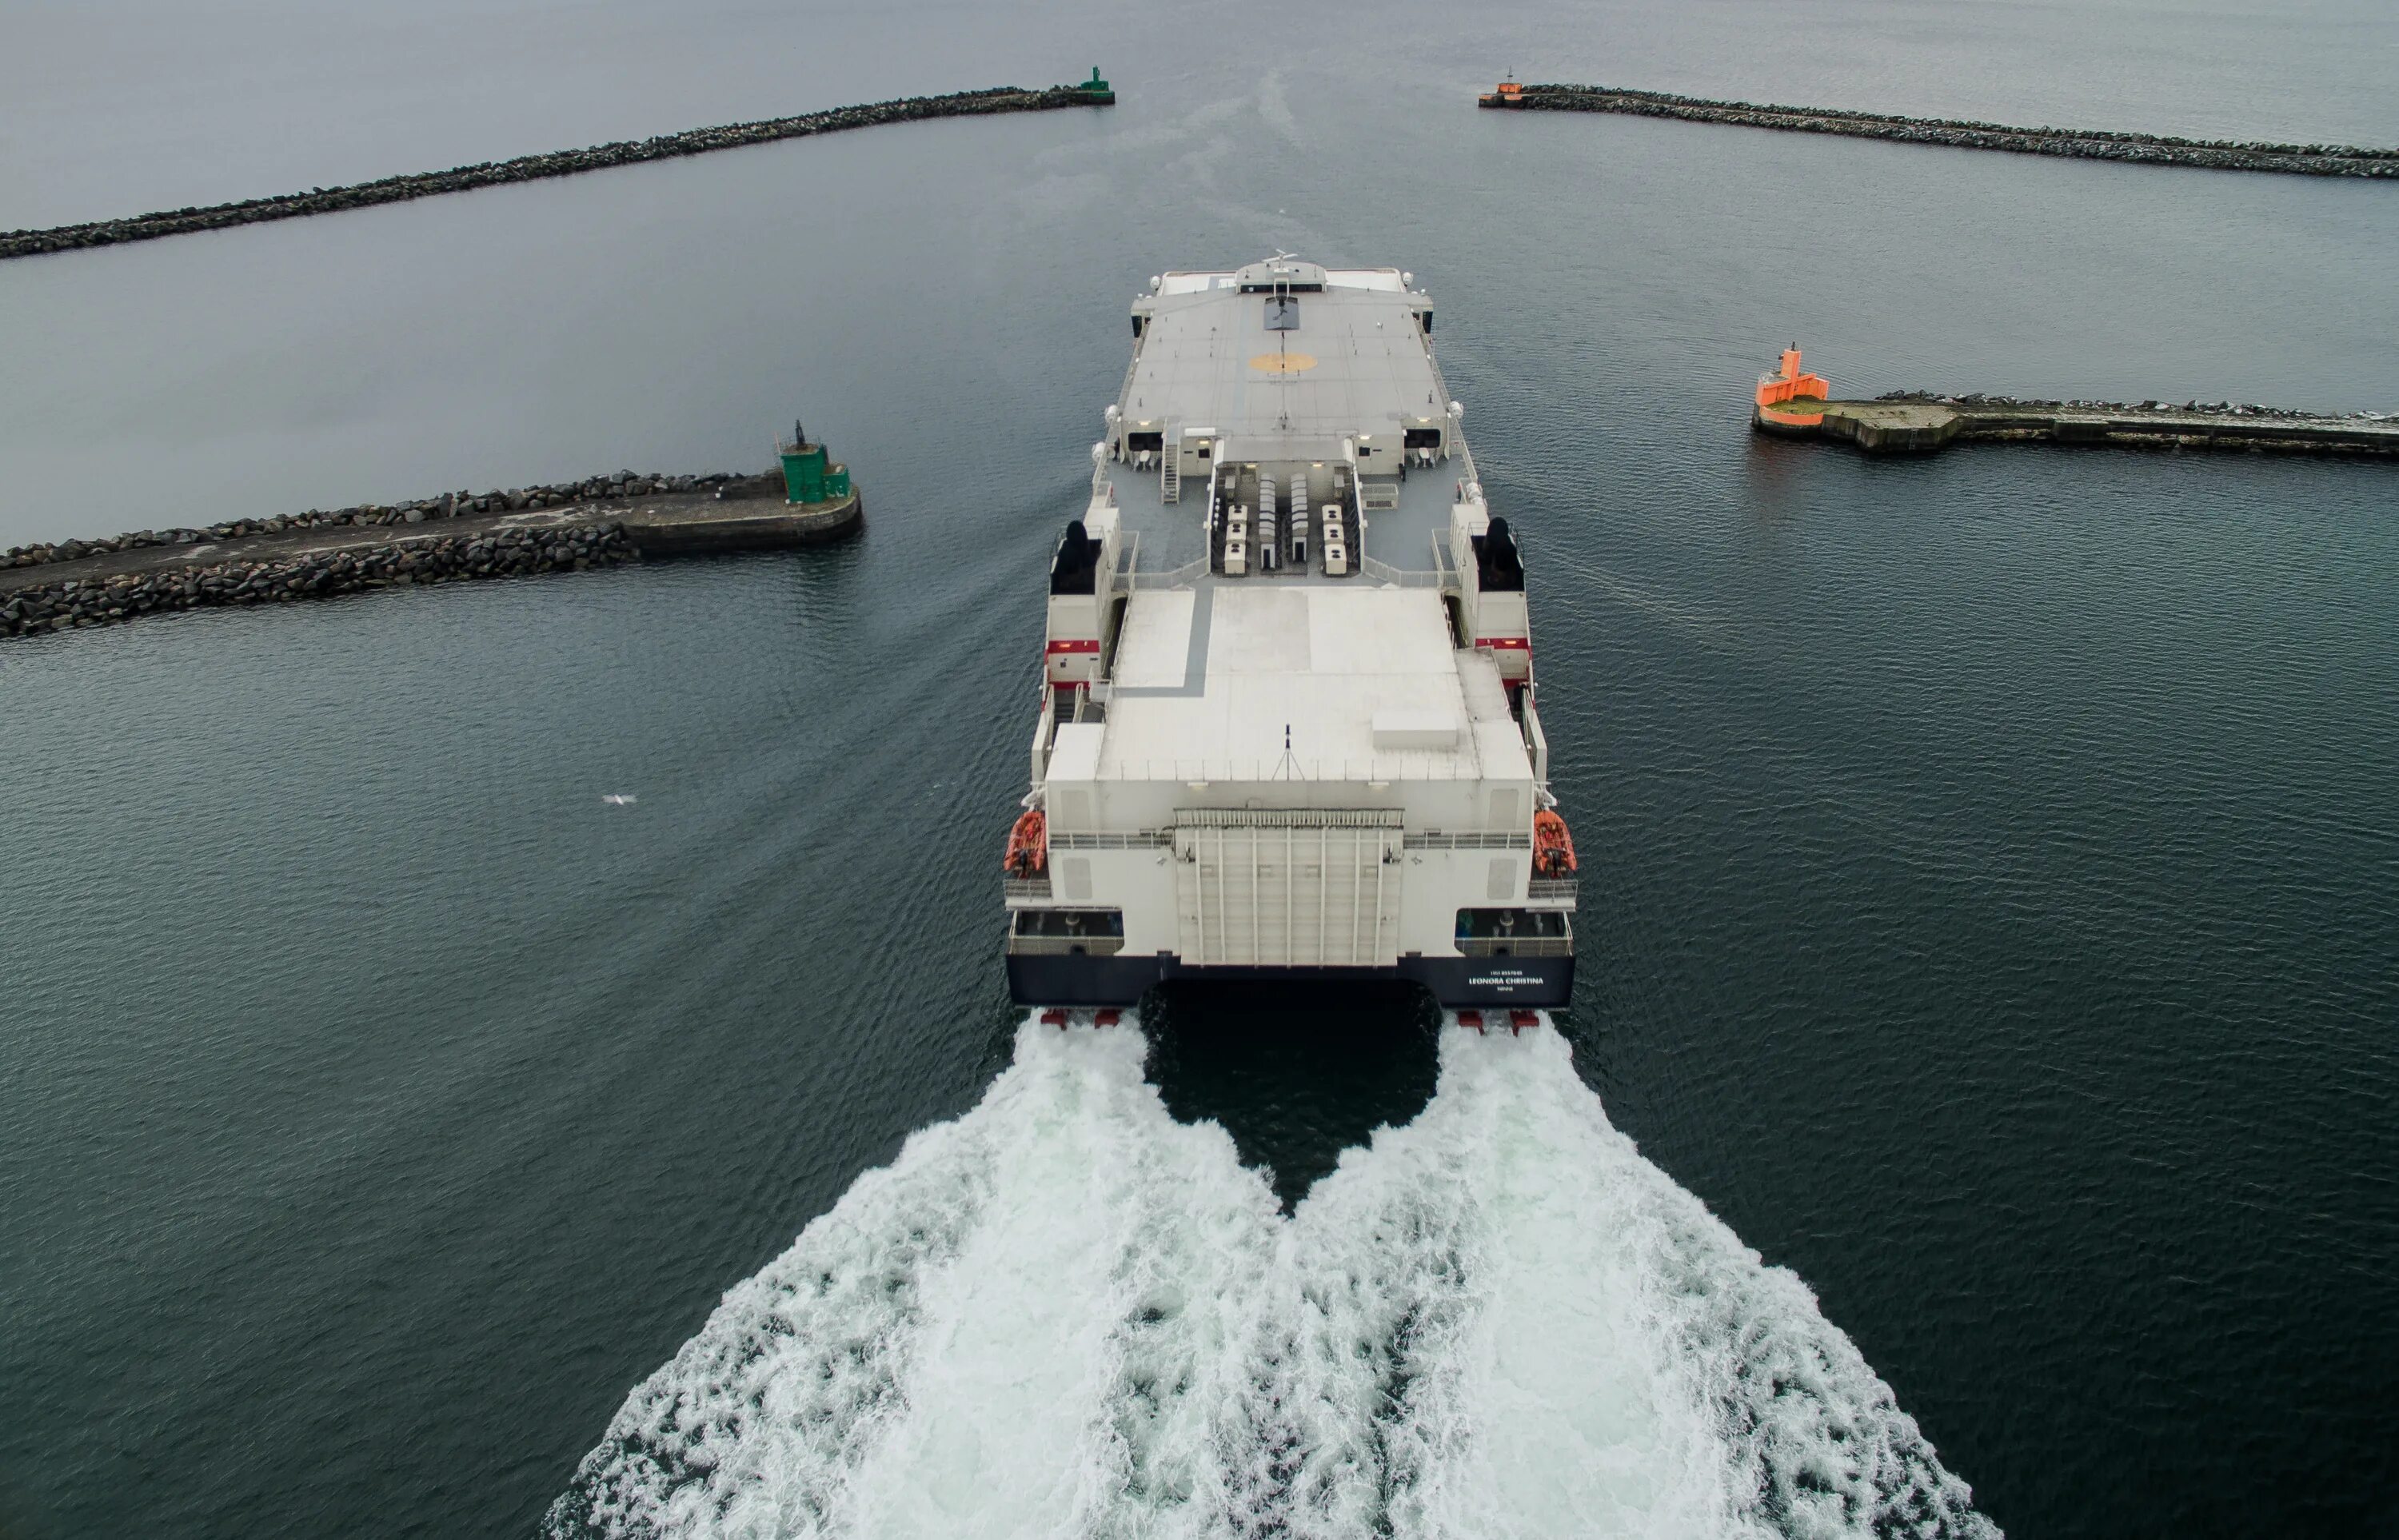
1172, 811, 1403, 967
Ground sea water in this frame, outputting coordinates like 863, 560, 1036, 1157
5, 2, 2396, 1535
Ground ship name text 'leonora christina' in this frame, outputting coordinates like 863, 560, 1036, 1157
1002, 258, 1577, 1009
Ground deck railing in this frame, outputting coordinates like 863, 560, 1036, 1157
1030, 689, 1057, 784
1048, 830, 1173, 849
1429, 535, 1464, 594
1129, 556, 1208, 588
1108, 530, 1140, 598
1451, 440, 1482, 501
1457, 936, 1572, 957
1004, 933, 1126, 956
1426, 343, 1448, 406
1359, 555, 1441, 587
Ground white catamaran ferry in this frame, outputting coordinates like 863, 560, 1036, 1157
1003, 258, 1576, 1008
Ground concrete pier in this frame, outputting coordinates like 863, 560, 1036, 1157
0, 472, 862, 640
618, 490, 864, 554
1769, 398, 2399, 459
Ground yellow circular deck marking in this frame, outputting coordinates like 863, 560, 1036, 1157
1248, 351, 1319, 373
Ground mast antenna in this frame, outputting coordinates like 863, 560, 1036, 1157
1272, 724, 1305, 780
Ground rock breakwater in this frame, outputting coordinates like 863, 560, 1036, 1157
1876, 391, 2397, 422
0, 464, 856, 643
1505, 86, 2399, 178
3, 470, 733, 571
2, 525, 631, 639
1, 85, 1108, 261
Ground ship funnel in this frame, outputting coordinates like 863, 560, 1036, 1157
1479, 516, 1525, 592
1050, 519, 1100, 595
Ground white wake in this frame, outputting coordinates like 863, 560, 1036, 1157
546, 1018, 1997, 1540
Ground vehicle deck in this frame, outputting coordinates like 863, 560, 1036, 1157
1103, 455, 1468, 585
1101, 261, 1472, 589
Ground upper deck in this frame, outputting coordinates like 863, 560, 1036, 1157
1091, 259, 1476, 586
1128, 265, 1443, 458
1036, 259, 1543, 808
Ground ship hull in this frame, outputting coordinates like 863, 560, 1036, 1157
1008, 951, 1575, 1008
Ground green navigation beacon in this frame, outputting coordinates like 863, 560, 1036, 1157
777, 421, 852, 506
1070, 67, 1114, 104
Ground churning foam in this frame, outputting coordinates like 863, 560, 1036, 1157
546, 1019, 1998, 1539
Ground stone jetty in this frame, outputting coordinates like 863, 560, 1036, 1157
1486, 85, 2399, 178
0, 469, 861, 641
1773, 395, 2399, 458
0, 82, 1113, 261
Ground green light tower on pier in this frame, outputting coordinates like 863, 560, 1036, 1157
777, 420, 852, 506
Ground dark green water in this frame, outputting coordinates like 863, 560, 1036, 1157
3, 2, 2396, 1534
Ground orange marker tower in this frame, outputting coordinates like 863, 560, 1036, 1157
1754, 345, 1831, 434
1479, 78, 1527, 109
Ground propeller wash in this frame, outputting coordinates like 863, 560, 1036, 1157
546, 1016, 1998, 1538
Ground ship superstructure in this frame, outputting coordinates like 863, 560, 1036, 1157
1004, 259, 1575, 1007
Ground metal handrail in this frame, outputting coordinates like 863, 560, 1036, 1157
1527, 878, 1577, 904
1004, 934, 1127, 956
1109, 530, 1141, 598
1427, 348, 1457, 457
1429, 534, 1463, 592
1130, 556, 1207, 588
1458, 935, 1572, 957
1049, 830, 1173, 849
1030, 688, 1057, 784
1112, 760, 1443, 782
1452, 439, 1479, 490
1359, 555, 1440, 587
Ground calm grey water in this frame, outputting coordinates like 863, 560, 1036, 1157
3, 2, 2397, 1535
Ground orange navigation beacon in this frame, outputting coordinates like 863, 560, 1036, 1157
1754, 345, 1831, 433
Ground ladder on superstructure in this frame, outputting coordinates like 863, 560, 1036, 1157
1162, 428, 1183, 504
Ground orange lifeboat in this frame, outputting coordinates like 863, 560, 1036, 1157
1754, 344, 1831, 434
1004, 808, 1048, 879
1532, 809, 1578, 878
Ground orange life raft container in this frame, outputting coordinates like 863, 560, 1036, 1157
1532, 809, 1578, 878
1004, 808, 1048, 879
